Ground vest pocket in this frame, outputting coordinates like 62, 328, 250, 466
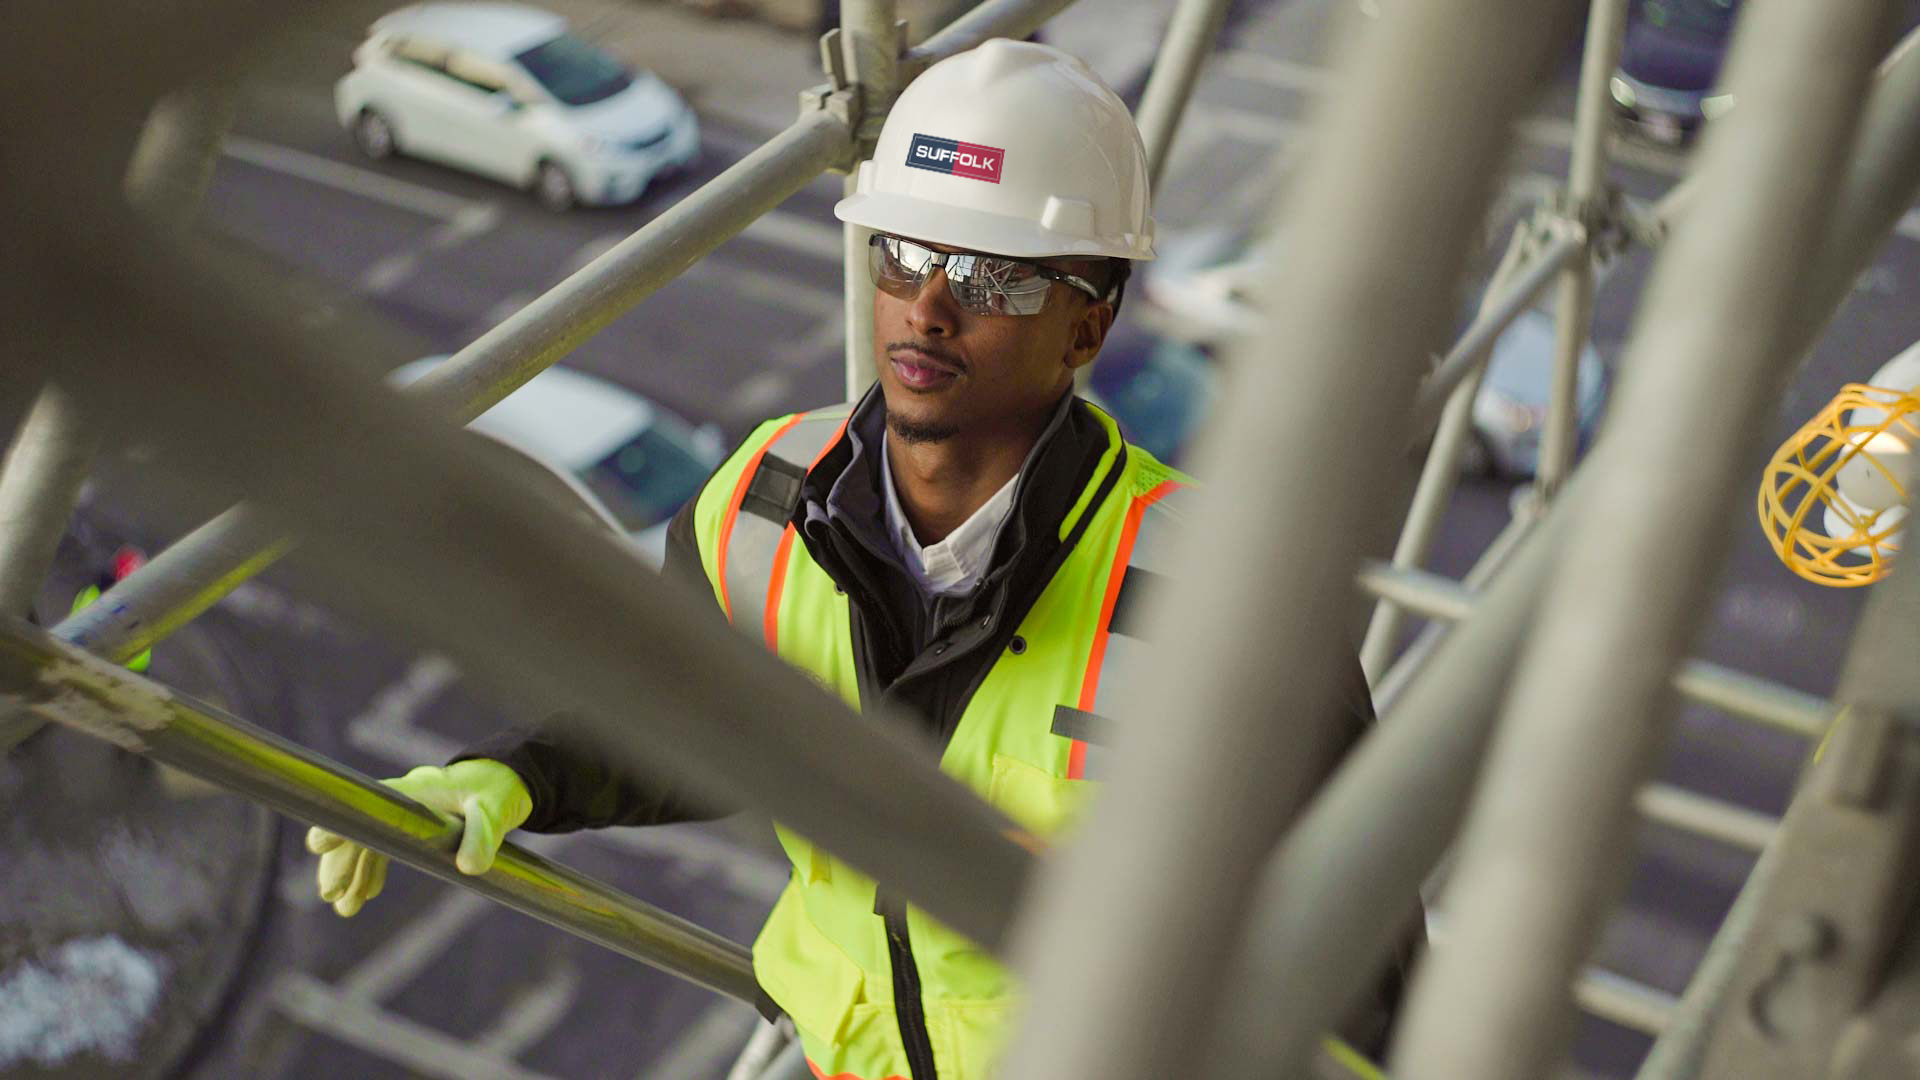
986, 754, 1093, 839
753, 883, 867, 1052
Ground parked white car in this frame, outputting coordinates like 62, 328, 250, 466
390, 359, 725, 563
335, 3, 700, 210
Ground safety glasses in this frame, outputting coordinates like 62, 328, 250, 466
868, 234, 1105, 316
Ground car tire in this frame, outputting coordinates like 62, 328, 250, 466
534, 161, 577, 213
352, 109, 397, 160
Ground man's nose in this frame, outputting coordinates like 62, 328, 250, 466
907, 266, 961, 338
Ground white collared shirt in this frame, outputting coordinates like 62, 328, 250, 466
881, 438, 1019, 596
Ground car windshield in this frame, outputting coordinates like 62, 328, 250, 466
514, 34, 632, 106
1634, 0, 1737, 39
579, 423, 711, 532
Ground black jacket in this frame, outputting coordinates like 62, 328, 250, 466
456, 387, 1416, 1055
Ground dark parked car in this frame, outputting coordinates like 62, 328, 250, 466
1610, 0, 1740, 143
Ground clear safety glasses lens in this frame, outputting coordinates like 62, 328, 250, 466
869, 235, 1060, 316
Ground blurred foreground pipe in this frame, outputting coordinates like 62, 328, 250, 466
995, 2, 1575, 1077
10, 208, 1030, 952
0, 615, 768, 1011
56, 109, 853, 666
1390, 4, 1892, 1076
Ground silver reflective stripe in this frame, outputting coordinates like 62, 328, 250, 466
1077, 483, 1192, 780
720, 406, 852, 633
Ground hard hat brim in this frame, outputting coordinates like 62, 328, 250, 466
834, 191, 1155, 262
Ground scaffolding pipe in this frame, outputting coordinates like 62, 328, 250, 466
995, 3, 1574, 1077
1134, 0, 1237, 190
13, 220, 1033, 954
54, 109, 854, 667
1389, 4, 1890, 1076
837, 0, 900, 402
1536, 0, 1627, 497
0, 615, 768, 1010
0, 386, 98, 620
1354, 559, 1832, 739
910, 0, 1078, 66
1362, 225, 1539, 679
1368, 502, 1541, 715
123, 79, 237, 232
1210, 18, 1920, 1074
1410, 224, 1586, 425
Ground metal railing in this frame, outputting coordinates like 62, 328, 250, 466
0, 615, 769, 1011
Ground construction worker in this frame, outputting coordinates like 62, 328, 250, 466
307, 39, 1402, 1078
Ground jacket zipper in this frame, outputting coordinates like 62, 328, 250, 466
878, 890, 940, 1079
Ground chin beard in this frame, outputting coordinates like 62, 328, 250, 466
888, 413, 959, 444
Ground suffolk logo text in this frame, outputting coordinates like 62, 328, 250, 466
905, 134, 1005, 184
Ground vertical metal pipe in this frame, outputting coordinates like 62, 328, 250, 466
1536, 0, 1628, 497
1361, 225, 1532, 678
0, 385, 97, 619
1369, 502, 1540, 713
123, 79, 237, 232
844, 172, 877, 401
841, 0, 901, 138
1211, 20, 1920, 1074
1389, 5, 1891, 1077
995, 3, 1573, 1077
1203, 486, 1572, 1078
1133, 0, 1237, 191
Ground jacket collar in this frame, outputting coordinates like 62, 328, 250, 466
797, 382, 1123, 595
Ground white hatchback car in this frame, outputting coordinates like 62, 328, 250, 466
335, 3, 700, 210
390, 359, 725, 563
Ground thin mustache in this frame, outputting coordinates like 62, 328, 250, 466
884, 341, 967, 373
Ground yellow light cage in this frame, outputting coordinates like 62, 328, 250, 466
1758, 383, 1920, 587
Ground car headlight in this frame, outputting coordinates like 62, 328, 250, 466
1701, 92, 1736, 120
1609, 75, 1636, 110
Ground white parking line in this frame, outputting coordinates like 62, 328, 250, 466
741, 210, 844, 262
641, 999, 760, 1080
272, 972, 558, 1080
223, 135, 481, 222
475, 963, 582, 1058
344, 654, 463, 743
338, 889, 494, 1002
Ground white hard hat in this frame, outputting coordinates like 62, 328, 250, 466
834, 39, 1155, 261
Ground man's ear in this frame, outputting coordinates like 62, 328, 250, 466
1064, 300, 1115, 372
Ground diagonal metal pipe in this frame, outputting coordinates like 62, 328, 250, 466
1133, 0, 1237, 191
54, 109, 853, 668
1208, 12, 1920, 1075
0, 615, 769, 1011
1388, 4, 1896, 1077
993, 2, 1577, 1077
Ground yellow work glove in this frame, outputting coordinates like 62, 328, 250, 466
305, 759, 532, 917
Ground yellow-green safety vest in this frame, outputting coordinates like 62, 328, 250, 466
691, 401, 1192, 1080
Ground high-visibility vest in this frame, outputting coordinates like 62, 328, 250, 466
690, 401, 1192, 1080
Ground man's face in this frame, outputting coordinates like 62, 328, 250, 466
872, 234, 1114, 444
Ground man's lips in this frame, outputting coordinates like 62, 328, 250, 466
888, 349, 963, 389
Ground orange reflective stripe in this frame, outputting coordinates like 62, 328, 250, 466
807, 1061, 908, 1080
1069, 478, 1183, 780
761, 417, 849, 651
765, 525, 798, 651
716, 413, 806, 623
